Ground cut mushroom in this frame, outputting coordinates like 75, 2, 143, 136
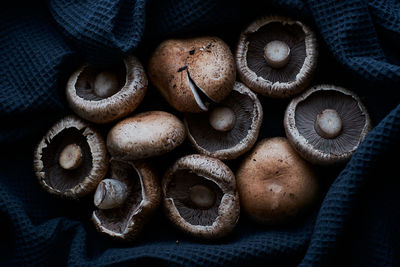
66, 55, 148, 124
162, 154, 240, 239
148, 37, 236, 113
236, 16, 318, 98
107, 111, 186, 161
92, 160, 160, 241
284, 84, 372, 165
185, 82, 263, 160
33, 115, 108, 198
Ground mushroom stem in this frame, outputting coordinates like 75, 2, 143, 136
93, 70, 119, 98
94, 179, 128, 210
264, 40, 291, 68
209, 106, 236, 132
314, 109, 343, 139
189, 184, 216, 209
59, 144, 83, 170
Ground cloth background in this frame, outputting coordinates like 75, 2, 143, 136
1, 0, 399, 266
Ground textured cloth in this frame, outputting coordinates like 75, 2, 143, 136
1, 0, 399, 266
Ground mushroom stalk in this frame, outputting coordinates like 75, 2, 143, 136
59, 144, 83, 170
314, 109, 343, 139
209, 106, 236, 132
93, 71, 119, 98
94, 179, 128, 210
264, 40, 291, 68
189, 184, 216, 209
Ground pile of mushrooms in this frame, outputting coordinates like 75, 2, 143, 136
33, 14, 372, 242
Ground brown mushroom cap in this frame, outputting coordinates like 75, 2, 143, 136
92, 160, 160, 241
33, 115, 108, 198
184, 82, 263, 160
236, 137, 319, 224
107, 111, 186, 161
162, 154, 240, 239
148, 36, 236, 113
284, 84, 372, 165
66, 55, 148, 124
236, 16, 318, 98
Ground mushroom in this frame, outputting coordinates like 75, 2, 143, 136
162, 154, 240, 239
66, 55, 147, 124
236, 137, 319, 224
184, 82, 263, 160
236, 16, 318, 98
33, 115, 108, 198
284, 84, 372, 165
92, 159, 160, 241
107, 111, 186, 161
148, 37, 236, 113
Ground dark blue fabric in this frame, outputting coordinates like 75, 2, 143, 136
1, 0, 399, 266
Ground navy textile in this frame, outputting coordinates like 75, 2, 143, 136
1, 0, 399, 266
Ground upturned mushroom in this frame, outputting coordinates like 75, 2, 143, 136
236, 16, 318, 98
236, 137, 319, 224
33, 115, 108, 198
107, 111, 187, 161
162, 154, 240, 239
66, 55, 147, 124
284, 84, 372, 165
184, 82, 263, 160
92, 160, 160, 241
148, 36, 236, 112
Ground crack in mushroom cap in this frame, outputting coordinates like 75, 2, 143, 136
33, 115, 108, 198
284, 84, 372, 165
236, 15, 318, 98
92, 160, 160, 241
185, 82, 263, 160
66, 55, 148, 124
162, 154, 240, 239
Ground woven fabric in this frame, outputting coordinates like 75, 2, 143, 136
1, 0, 399, 266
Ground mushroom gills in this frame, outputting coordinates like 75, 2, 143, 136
186, 70, 212, 111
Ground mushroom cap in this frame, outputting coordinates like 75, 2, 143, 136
107, 111, 186, 161
148, 36, 236, 113
236, 137, 319, 224
236, 15, 318, 98
184, 82, 263, 160
284, 84, 372, 165
33, 115, 108, 198
92, 160, 160, 241
66, 55, 148, 124
162, 154, 240, 239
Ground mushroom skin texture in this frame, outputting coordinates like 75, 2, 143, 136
92, 160, 160, 241
162, 154, 240, 239
107, 111, 186, 161
236, 137, 319, 224
33, 115, 108, 198
66, 55, 147, 124
236, 16, 318, 98
148, 36, 236, 113
284, 84, 372, 165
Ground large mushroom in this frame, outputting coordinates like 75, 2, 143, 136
92, 160, 160, 241
66, 55, 147, 124
148, 37, 236, 113
236, 16, 318, 98
284, 84, 372, 165
162, 154, 240, 239
184, 82, 263, 160
33, 115, 108, 198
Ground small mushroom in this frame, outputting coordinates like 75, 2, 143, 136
66, 55, 147, 124
92, 160, 160, 241
162, 154, 240, 239
33, 115, 108, 198
107, 111, 186, 161
284, 84, 372, 165
236, 16, 318, 98
236, 137, 319, 224
184, 82, 263, 160
148, 37, 236, 112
